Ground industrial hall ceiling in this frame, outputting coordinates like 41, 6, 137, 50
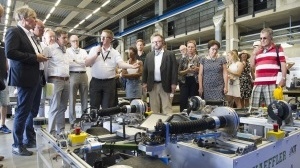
0, 0, 155, 41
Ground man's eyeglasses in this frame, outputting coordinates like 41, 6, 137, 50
260, 37, 268, 40
101, 36, 111, 39
152, 41, 162, 44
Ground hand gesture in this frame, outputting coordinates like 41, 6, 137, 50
37, 54, 49, 62
132, 62, 140, 69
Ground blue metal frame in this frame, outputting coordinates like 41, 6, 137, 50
115, 0, 210, 37
84, 0, 210, 50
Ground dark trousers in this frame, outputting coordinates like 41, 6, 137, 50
89, 77, 116, 109
179, 76, 199, 112
13, 82, 41, 147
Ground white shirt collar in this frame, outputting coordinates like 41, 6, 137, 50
17, 23, 34, 36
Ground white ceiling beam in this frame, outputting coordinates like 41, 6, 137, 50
60, 0, 92, 27
86, 17, 107, 29
77, 0, 93, 8
60, 11, 79, 26
108, 0, 135, 14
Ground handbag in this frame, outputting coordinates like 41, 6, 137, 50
275, 44, 291, 87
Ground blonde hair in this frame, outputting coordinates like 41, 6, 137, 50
228, 50, 239, 62
102, 29, 114, 39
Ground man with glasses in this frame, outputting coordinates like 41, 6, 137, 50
66, 35, 88, 129
142, 33, 178, 114
5, 6, 48, 156
250, 28, 287, 108
85, 29, 139, 109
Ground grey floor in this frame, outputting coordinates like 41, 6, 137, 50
0, 118, 38, 168
0, 105, 180, 168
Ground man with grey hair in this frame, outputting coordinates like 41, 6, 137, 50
5, 6, 48, 156
250, 28, 287, 108
66, 35, 88, 129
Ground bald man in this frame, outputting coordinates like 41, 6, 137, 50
66, 35, 88, 129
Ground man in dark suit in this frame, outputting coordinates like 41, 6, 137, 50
5, 6, 48, 156
142, 33, 178, 114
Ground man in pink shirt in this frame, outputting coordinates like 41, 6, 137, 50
250, 28, 287, 107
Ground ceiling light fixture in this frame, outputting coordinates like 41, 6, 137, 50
55, 0, 61, 7
93, 7, 101, 14
45, 13, 51, 20
7, 0, 11, 7
43, 0, 61, 24
74, 24, 79, 29
6, 7, 10, 14
50, 7, 56, 14
79, 20, 85, 24
85, 14, 92, 20
69, 28, 74, 32
101, 0, 111, 7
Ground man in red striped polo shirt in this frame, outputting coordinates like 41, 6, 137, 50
250, 28, 287, 107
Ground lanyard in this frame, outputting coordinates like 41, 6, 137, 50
101, 51, 110, 62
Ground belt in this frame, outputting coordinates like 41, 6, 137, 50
70, 71, 86, 73
154, 81, 161, 83
93, 77, 114, 81
48, 76, 69, 81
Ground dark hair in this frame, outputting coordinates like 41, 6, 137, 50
55, 29, 68, 38
129, 46, 138, 55
207, 40, 220, 49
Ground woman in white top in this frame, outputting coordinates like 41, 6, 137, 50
122, 47, 143, 100
226, 50, 244, 108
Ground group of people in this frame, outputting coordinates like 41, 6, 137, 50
177, 27, 288, 112
0, 5, 289, 167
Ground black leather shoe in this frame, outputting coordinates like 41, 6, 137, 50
12, 146, 33, 156
24, 143, 36, 148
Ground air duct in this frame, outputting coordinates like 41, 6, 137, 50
213, 10, 225, 47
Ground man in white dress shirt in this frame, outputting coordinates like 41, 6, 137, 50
66, 35, 88, 128
43, 29, 70, 135
85, 29, 139, 109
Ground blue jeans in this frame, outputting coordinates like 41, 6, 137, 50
13, 83, 41, 147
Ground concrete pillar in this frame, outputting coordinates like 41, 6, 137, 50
213, 10, 225, 48
80, 40, 86, 48
224, 0, 239, 51
154, 22, 163, 35
119, 38, 125, 59
153, 0, 166, 36
119, 17, 127, 32
119, 17, 127, 58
